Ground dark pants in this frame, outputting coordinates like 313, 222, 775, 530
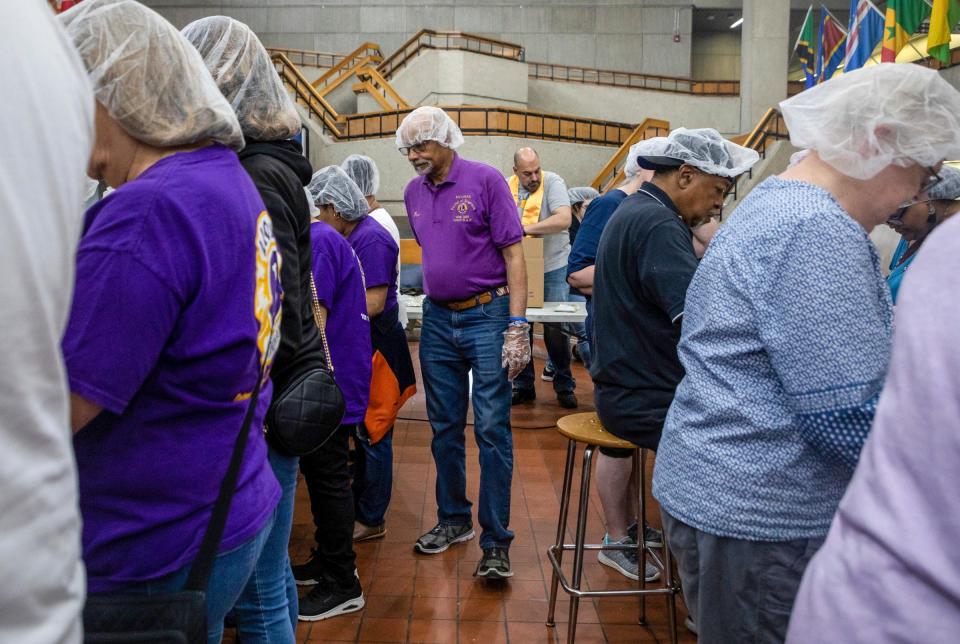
515, 267, 575, 394
352, 423, 393, 527
299, 423, 357, 588
661, 509, 824, 644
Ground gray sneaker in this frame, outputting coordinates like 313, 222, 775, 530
414, 522, 475, 554
597, 535, 660, 582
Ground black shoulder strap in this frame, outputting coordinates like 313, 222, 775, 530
184, 367, 265, 592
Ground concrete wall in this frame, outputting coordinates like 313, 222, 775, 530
142, 0, 694, 76
527, 79, 742, 135
692, 32, 741, 81
301, 126, 611, 235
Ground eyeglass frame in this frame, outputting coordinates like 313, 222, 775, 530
398, 142, 430, 156
887, 198, 937, 225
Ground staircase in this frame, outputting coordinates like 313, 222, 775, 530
589, 118, 671, 193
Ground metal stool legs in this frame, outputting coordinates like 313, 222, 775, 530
547, 439, 577, 627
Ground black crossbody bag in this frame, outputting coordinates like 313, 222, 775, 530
264, 274, 345, 456
82, 370, 265, 644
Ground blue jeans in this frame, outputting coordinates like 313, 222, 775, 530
567, 292, 591, 368
420, 294, 514, 549
353, 423, 393, 526
515, 267, 576, 393
122, 515, 273, 643
233, 446, 298, 643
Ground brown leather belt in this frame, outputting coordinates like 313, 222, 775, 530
440, 286, 510, 311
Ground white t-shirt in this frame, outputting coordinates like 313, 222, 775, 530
367, 206, 407, 327
0, 5, 94, 643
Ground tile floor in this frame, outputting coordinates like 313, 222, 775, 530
227, 345, 695, 643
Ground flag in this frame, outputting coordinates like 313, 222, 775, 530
882, 0, 931, 62
795, 6, 817, 87
845, 0, 885, 71
817, 8, 847, 82
928, 0, 960, 65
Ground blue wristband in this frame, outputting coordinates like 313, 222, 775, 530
509, 316, 528, 323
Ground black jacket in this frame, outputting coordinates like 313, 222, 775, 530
239, 139, 325, 398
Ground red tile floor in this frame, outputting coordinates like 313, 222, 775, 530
228, 342, 695, 643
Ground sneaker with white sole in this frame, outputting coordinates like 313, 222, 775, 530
597, 535, 660, 582
541, 364, 556, 381
291, 549, 323, 586
413, 522, 475, 554
475, 547, 513, 579
298, 576, 365, 621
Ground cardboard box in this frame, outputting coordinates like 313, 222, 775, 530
522, 238, 544, 308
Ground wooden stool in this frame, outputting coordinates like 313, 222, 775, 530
546, 412, 679, 643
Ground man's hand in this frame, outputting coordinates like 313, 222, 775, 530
502, 323, 532, 380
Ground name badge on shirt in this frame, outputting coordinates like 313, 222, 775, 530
451, 194, 476, 223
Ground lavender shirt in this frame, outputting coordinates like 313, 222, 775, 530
348, 215, 400, 314
63, 145, 282, 592
403, 154, 523, 301
786, 216, 960, 644
311, 220, 372, 424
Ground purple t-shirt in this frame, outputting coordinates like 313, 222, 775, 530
63, 145, 283, 593
347, 215, 400, 314
403, 154, 523, 301
310, 221, 372, 424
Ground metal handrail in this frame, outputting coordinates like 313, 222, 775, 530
724, 108, 789, 208
353, 67, 410, 110
377, 29, 525, 79
341, 105, 634, 145
271, 52, 344, 135
589, 118, 672, 192
528, 61, 739, 96
265, 47, 344, 69
312, 42, 383, 91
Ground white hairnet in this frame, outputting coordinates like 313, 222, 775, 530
568, 187, 599, 205
636, 128, 759, 179
929, 166, 960, 201
340, 154, 380, 196
59, 0, 243, 149
304, 187, 320, 218
625, 139, 663, 178
182, 16, 300, 142
396, 106, 464, 150
788, 149, 811, 168
307, 166, 369, 222
780, 64, 960, 181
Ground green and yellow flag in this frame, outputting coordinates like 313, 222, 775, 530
928, 0, 960, 65
882, 0, 931, 61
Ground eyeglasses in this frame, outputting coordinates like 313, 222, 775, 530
888, 198, 936, 225
889, 168, 943, 222
398, 142, 429, 156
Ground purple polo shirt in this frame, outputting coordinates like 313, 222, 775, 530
403, 154, 523, 301
347, 215, 400, 314
63, 145, 282, 592
310, 220, 372, 424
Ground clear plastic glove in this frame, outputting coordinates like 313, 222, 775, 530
502, 323, 531, 381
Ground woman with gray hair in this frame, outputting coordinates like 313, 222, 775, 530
184, 15, 323, 642
58, 1, 282, 641
296, 166, 415, 620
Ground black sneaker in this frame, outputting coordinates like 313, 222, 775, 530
292, 549, 324, 586
626, 522, 664, 549
414, 522, 475, 554
541, 364, 556, 381
511, 388, 536, 405
298, 576, 365, 622
475, 547, 513, 579
557, 391, 578, 409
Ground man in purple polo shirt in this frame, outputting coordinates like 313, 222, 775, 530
398, 106, 530, 579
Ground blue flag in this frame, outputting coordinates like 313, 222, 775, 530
816, 8, 847, 83
845, 0, 885, 72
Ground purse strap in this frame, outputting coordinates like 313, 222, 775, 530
309, 273, 335, 374
184, 363, 265, 592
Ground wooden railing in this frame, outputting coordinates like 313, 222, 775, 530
352, 67, 410, 111
312, 42, 383, 93
589, 118, 671, 192
724, 108, 789, 207
529, 62, 740, 96
265, 47, 344, 69
377, 29, 525, 79
341, 106, 634, 145
271, 52, 344, 135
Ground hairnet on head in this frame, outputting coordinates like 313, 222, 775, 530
636, 128, 759, 179
341, 154, 380, 196
59, 0, 243, 149
568, 187, 599, 205
307, 166, 369, 222
928, 166, 960, 201
182, 16, 300, 142
780, 64, 960, 181
625, 139, 665, 178
396, 106, 464, 150
304, 187, 320, 218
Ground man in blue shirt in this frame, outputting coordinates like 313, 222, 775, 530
653, 64, 960, 644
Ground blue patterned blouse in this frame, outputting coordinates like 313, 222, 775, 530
652, 177, 893, 541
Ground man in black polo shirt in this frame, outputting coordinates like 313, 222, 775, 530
589, 128, 758, 583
